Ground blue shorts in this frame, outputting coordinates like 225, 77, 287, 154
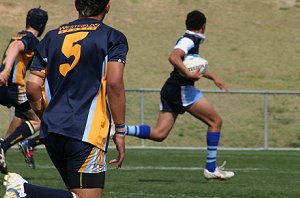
44, 133, 106, 189
0, 85, 31, 112
160, 83, 203, 114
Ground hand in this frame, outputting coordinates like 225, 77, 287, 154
185, 68, 203, 81
109, 133, 125, 169
0, 72, 8, 86
214, 77, 229, 92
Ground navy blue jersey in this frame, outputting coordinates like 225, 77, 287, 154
31, 18, 128, 151
0, 31, 39, 86
167, 31, 204, 86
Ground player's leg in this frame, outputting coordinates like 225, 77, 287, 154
126, 82, 179, 142
186, 97, 234, 179
2, 116, 24, 140
0, 85, 40, 153
186, 96, 222, 171
3, 172, 77, 198
126, 111, 178, 142
47, 133, 105, 197
4, 134, 79, 198
0, 108, 39, 152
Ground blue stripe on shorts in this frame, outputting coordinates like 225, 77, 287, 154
181, 86, 203, 107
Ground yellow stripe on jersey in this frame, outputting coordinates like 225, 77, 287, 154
87, 77, 109, 149
13, 51, 34, 86
82, 58, 110, 149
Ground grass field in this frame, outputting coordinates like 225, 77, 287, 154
1, 148, 300, 197
1, 0, 299, 147
0, 1, 299, 196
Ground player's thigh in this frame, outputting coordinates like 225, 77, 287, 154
45, 133, 106, 190
186, 97, 220, 124
72, 188, 103, 198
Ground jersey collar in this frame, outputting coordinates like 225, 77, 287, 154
185, 30, 206, 42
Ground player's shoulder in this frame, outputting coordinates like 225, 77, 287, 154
102, 23, 127, 40
12, 30, 37, 41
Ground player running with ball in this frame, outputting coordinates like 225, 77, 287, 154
125, 10, 234, 180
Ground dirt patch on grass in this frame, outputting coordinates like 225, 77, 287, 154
274, 0, 298, 8
0, 2, 24, 27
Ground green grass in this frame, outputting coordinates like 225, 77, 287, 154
1, 0, 300, 147
1, 149, 300, 197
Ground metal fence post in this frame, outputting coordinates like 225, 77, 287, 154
140, 89, 145, 147
264, 92, 269, 150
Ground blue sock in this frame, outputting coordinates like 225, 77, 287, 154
2, 121, 34, 152
125, 125, 151, 139
24, 183, 74, 198
205, 131, 220, 172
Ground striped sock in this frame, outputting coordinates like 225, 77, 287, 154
205, 131, 220, 172
125, 125, 151, 139
1, 121, 34, 152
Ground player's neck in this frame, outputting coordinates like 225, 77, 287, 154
26, 27, 39, 37
79, 13, 107, 22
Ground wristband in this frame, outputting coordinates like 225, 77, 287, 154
115, 124, 125, 129
115, 131, 125, 135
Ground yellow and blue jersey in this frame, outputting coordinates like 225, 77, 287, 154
0, 31, 39, 86
31, 18, 128, 151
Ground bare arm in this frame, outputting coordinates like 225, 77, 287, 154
0, 41, 25, 86
203, 71, 229, 92
26, 70, 46, 119
107, 61, 126, 168
168, 48, 202, 81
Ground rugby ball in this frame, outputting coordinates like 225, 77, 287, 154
182, 55, 208, 75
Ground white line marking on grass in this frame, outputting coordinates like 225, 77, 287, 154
114, 166, 268, 171
13, 163, 268, 172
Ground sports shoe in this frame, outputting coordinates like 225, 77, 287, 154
204, 161, 234, 180
18, 140, 35, 169
3, 172, 28, 198
0, 141, 8, 174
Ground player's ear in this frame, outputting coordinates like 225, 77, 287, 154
105, 3, 110, 13
201, 24, 206, 33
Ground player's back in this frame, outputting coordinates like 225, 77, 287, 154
32, 18, 128, 149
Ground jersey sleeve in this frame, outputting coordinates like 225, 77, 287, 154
31, 34, 48, 73
107, 29, 129, 64
20, 33, 39, 52
174, 37, 195, 54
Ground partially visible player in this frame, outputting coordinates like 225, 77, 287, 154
0, 109, 39, 169
0, 7, 48, 174
125, 10, 234, 180
3, 0, 127, 197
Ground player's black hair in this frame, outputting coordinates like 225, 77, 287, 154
185, 10, 206, 31
75, 0, 110, 17
26, 7, 48, 37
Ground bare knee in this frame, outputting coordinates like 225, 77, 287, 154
208, 116, 223, 131
150, 128, 169, 142
29, 120, 40, 131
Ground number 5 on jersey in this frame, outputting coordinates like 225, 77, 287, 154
59, 32, 89, 77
